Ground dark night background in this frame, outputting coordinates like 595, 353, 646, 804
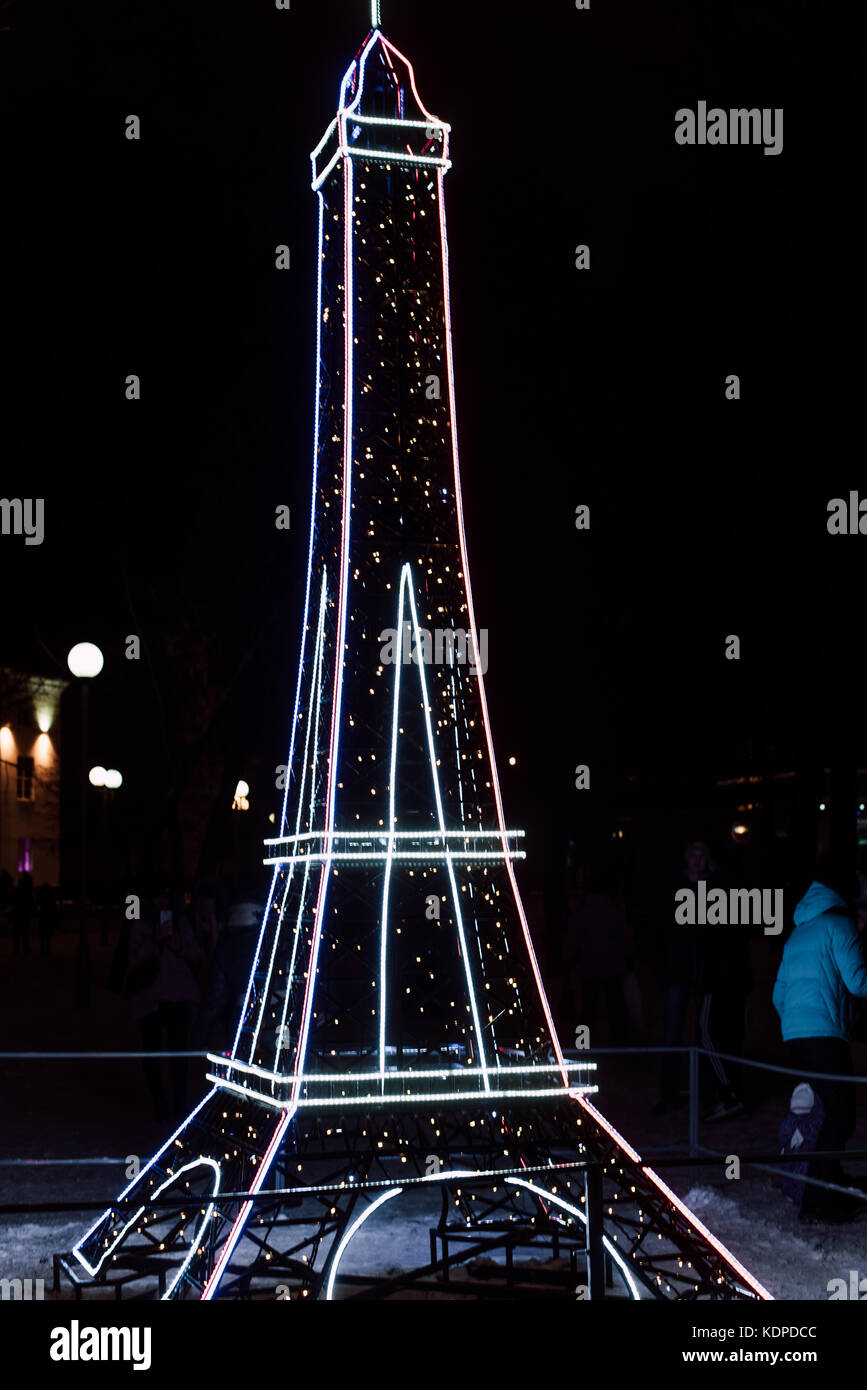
2, 0, 858, 914
4, 3, 867, 1319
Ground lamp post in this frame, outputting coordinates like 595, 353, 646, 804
67, 642, 104, 1006
90, 766, 122, 943
231, 779, 250, 880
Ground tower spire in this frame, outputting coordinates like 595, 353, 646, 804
370, 0, 381, 30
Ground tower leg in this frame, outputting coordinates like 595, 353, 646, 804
61, 1093, 769, 1301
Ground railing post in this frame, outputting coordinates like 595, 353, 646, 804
689, 1046, 699, 1158
584, 1159, 605, 1299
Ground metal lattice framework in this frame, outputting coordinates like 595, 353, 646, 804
58, 20, 770, 1303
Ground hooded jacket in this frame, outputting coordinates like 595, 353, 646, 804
772, 882, 867, 1041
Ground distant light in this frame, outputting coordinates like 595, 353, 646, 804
731, 822, 749, 840
36, 706, 53, 734
818, 802, 826, 812
67, 642, 104, 679
268, 812, 276, 824
104, 768, 123, 790
860, 804, 865, 814
232, 779, 250, 812
89, 766, 107, 787
508, 756, 517, 766
34, 732, 53, 766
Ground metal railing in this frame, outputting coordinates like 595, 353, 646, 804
1, 1044, 865, 1202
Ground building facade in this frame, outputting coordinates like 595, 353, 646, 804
0, 670, 66, 885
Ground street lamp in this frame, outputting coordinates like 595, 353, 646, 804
90, 766, 122, 942
68, 641, 104, 1006
68, 643, 104, 680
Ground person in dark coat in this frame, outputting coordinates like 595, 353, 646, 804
0, 867, 13, 916
694, 883, 753, 1122
193, 896, 263, 1053
128, 883, 202, 1120
567, 873, 631, 1044
773, 871, 867, 1222
10, 870, 35, 955
37, 881, 59, 955
652, 843, 707, 1115
651, 840, 753, 1119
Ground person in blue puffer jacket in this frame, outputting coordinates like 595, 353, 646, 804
773, 875, 867, 1222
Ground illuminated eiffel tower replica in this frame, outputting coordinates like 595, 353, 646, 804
61, 5, 770, 1301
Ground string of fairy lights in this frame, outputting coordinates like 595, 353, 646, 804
225, 30, 558, 1086
73, 1096, 756, 1300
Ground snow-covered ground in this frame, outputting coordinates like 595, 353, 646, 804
4, 1168, 864, 1301
681, 1182, 867, 1301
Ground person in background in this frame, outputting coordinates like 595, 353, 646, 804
651, 840, 751, 1120
37, 881, 59, 955
194, 877, 223, 959
652, 842, 708, 1116
694, 865, 752, 1123
849, 878, 867, 1046
0, 867, 14, 922
567, 870, 631, 1045
10, 869, 34, 955
773, 865, 867, 1223
856, 851, 867, 936
128, 882, 202, 1121
194, 891, 263, 1054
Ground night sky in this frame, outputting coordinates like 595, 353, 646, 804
3, 1, 857, 896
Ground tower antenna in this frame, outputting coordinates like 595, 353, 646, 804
370, 1, 381, 29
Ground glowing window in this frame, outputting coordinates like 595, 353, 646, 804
17, 756, 34, 802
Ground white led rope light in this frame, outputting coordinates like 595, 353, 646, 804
250, 572, 329, 1067
505, 1177, 642, 1301
206, 1075, 596, 1111
324, 1187, 401, 1299
72, 1089, 216, 1278
207, 1055, 595, 1086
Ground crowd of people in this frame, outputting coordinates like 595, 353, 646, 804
0, 869, 263, 1124
5, 840, 867, 1225
563, 842, 867, 1225
114, 878, 264, 1122
0, 868, 59, 955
